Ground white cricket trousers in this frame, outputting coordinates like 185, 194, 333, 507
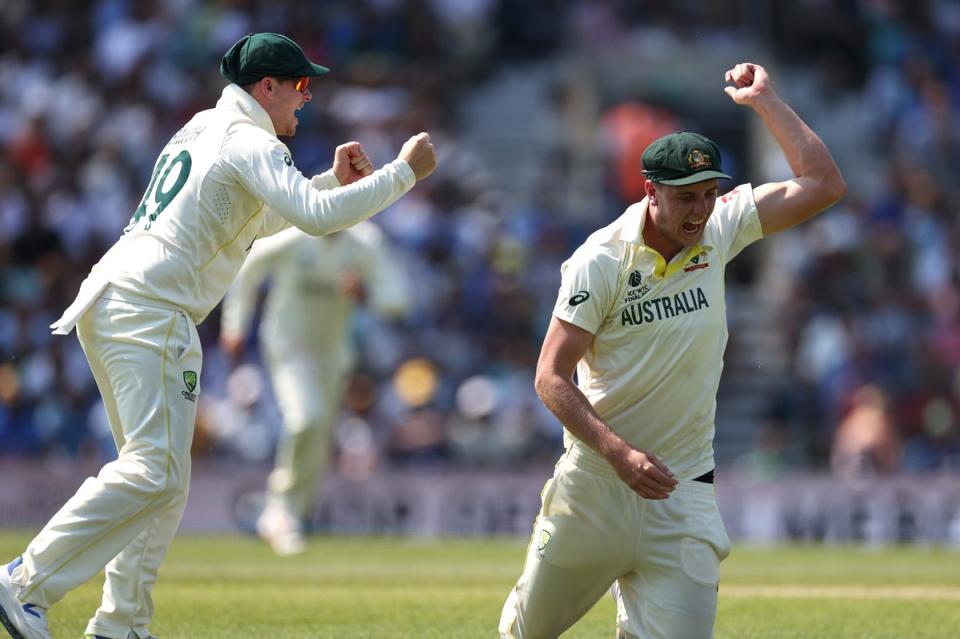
10, 288, 201, 639
263, 350, 343, 518
500, 446, 731, 639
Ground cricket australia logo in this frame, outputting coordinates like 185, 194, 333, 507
536, 529, 552, 560
683, 246, 713, 272
181, 371, 198, 402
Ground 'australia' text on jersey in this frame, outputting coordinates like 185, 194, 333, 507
620, 287, 709, 326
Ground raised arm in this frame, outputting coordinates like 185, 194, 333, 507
536, 316, 677, 499
232, 132, 436, 237
724, 62, 847, 235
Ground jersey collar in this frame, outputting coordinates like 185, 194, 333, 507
614, 197, 707, 278
217, 83, 277, 137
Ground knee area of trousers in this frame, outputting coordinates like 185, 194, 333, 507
139, 472, 188, 500
118, 459, 189, 499
499, 590, 555, 639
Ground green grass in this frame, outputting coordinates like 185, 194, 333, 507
1, 533, 958, 638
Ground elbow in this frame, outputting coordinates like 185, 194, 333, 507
823, 170, 848, 207
533, 371, 547, 401
534, 368, 554, 403
806, 170, 848, 217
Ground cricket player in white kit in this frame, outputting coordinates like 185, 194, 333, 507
219, 221, 410, 555
499, 62, 846, 639
0, 32, 436, 639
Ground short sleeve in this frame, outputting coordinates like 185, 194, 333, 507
552, 243, 621, 335
707, 183, 763, 263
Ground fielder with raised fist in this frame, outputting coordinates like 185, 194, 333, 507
0, 32, 435, 639
500, 62, 846, 639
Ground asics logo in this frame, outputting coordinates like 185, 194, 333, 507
569, 291, 590, 306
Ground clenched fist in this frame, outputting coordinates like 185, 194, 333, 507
723, 62, 776, 107
398, 132, 437, 181
332, 141, 374, 185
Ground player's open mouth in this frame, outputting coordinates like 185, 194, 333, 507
682, 220, 704, 234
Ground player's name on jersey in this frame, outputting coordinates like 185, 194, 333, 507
169, 125, 207, 146
620, 287, 709, 326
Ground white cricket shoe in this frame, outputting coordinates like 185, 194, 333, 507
255, 505, 306, 556
0, 557, 50, 639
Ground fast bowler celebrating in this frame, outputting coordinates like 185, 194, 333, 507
0, 32, 436, 639
499, 62, 846, 639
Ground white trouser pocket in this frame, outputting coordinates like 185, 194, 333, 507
175, 312, 193, 362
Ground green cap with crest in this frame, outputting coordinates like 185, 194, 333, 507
220, 33, 329, 86
641, 131, 732, 185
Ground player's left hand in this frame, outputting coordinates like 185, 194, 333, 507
333, 141, 374, 185
723, 62, 776, 106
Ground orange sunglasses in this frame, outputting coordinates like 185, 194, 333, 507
294, 77, 310, 93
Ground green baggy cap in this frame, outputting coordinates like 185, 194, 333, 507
220, 32, 329, 85
641, 131, 732, 185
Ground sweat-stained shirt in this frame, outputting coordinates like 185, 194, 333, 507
52, 83, 415, 334
552, 185, 763, 480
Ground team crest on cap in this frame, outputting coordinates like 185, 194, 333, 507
687, 149, 712, 170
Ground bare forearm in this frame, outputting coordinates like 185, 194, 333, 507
535, 371, 628, 460
536, 369, 677, 498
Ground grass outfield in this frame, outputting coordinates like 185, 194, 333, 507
1, 533, 959, 638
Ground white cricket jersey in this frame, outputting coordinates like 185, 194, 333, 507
552, 184, 763, 479
220, 221, 409, 372
51, 83, 415, 333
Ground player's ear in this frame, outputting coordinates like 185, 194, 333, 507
257, 77, 279, 97
644, 179, 657, 202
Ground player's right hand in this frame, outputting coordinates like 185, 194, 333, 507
609, 446, 678, 500
333, 141, 374, 185
398, 132, 437, 181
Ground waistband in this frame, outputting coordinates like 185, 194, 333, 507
100, 285, 192, 318
563, 444, 716, 496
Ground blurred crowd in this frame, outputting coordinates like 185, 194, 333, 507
0, 0, 958, 477
763, 0, 960, 475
